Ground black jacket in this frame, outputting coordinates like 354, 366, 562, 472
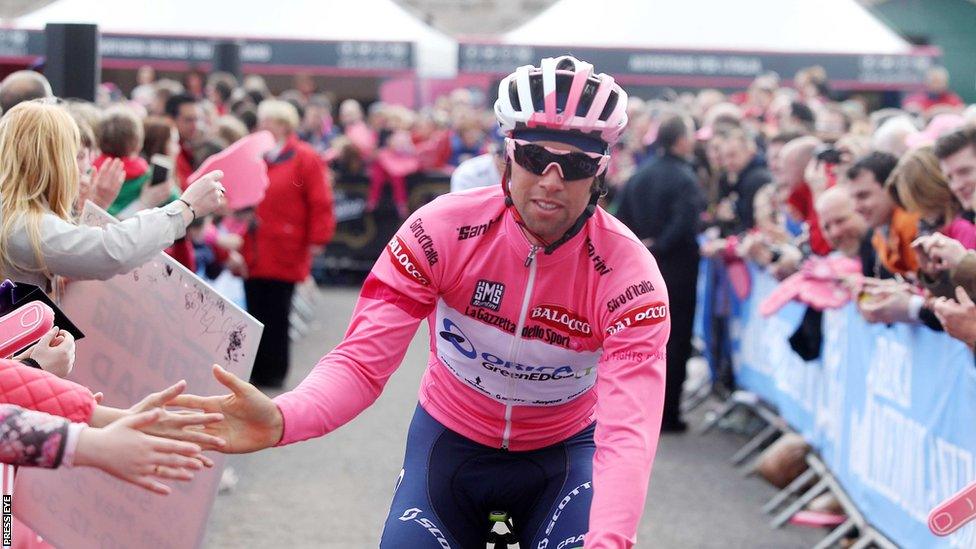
717, 154, 772, 236
615, 153, 704, 260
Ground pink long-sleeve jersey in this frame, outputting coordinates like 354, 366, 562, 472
274, 185, 670, 548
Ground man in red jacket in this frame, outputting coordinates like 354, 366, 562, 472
240, 99, 335, 389
165, 93, 203, 190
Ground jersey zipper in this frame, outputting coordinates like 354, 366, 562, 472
501, 244, 539, 450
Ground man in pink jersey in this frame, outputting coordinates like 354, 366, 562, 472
176, 56, 670, 549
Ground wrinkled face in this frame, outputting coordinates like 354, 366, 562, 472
719, 138, 751, 175
508, 140, 596, 245
819, 198, 867, 257
847, 170, 894, 229
941, 145, 976, 210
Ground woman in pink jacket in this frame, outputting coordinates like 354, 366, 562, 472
178, 57, 669, 549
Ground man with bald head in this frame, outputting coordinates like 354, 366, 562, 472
777, 136, 832, 255
773, 136, 819, 189
815, 186, 867, 258
0, 70, 52, 115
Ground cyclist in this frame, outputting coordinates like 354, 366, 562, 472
177, 56, 670, 548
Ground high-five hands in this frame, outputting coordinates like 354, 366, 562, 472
169, 365, 284, 454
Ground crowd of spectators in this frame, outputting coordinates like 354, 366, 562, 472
1, 57, 974, 448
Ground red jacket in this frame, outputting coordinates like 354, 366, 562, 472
902, 90, 964, 113
243, 134, 335, 282
176, 142, 195, 191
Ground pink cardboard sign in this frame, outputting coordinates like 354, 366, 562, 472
188, 130, 275, 210
13, 202, 263, 549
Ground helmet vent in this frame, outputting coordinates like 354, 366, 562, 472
555, 58, 576, 71
599, 92, 620, 121
507, 80, 521, 111
529, 74, 545, 113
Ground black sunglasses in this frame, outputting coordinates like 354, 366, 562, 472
507, 139, 608, 180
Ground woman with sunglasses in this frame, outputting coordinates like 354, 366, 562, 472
178, 56, 669, 549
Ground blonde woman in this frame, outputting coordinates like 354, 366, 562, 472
0, 100, 225, 291
886, 146, 976, 249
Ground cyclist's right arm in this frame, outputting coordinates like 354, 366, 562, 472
273, 216, 443, 445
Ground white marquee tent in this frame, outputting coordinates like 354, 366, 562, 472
11, 0, 458, 77
504, 0, 913, 55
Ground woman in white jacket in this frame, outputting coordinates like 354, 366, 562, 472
0, 99, 225, 291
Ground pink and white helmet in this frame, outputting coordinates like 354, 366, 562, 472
494, 55, 629, 150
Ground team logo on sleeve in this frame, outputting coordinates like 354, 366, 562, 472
606, 280, 656, 313
387, 236, 430, 286
530, 304, 591, 337
471, 279, 505, 311
605, 301, 668, 336
409, 218, 439, 266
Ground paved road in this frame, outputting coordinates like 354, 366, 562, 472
203, 286, 825, 548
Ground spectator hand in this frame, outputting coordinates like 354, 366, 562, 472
715, 198, 736, 222
804, 160, 830, 199
226, 251, 248, 278
28, 327, 75, 378
127, 380, 226, 456
700, 238, 727, 258
180, 170, 225, 219
857, 286, 916, 324
739, 233, 773, 265
933, 286, 976, 348
90, 158, 125, 210
770, 245, 803, 281
74, 409, 205, 495
916, 234, 967, 272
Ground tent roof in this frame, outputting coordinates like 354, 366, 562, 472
11, 0, 458, 77
504, 0, 913, 54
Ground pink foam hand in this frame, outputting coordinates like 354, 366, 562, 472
929, 481, 976, 536
188, 131, 276, 211
799, 277, 852, 311
377, 149, 420, 178
0, 301, 54, 357
759, 271, 802, 317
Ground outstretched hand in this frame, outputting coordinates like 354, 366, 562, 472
128, 380, 227, 457
169, 365, 283, 454
75, 409, 205, 495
